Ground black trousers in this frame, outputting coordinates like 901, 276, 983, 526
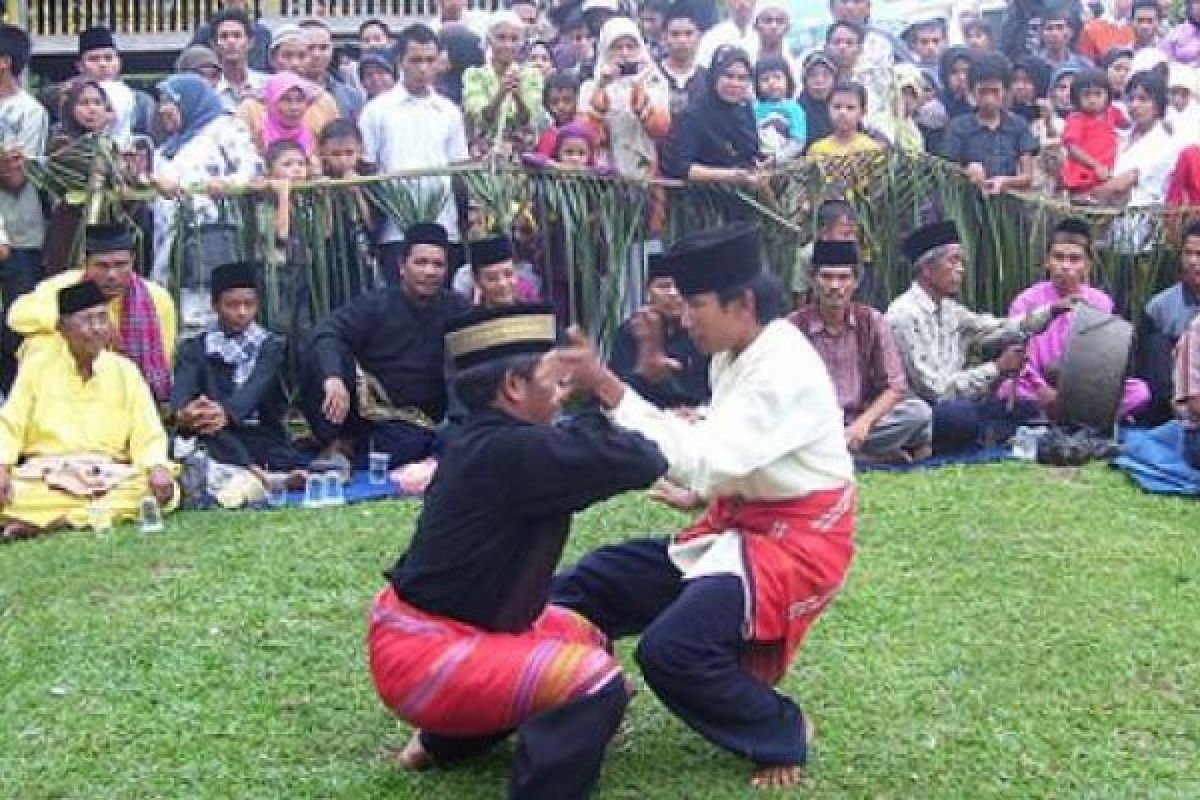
199, 426, 309, 471
0, 248, 42, 392
419, 675, 629, 800
552, 538, 808, 767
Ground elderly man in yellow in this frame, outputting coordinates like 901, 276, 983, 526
0, 282, 177, 541
7, 223, 176, 404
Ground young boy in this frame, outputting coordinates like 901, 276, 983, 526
941, 52, 1038, 194
318, 119, 379, 298
534, 72, 582, 157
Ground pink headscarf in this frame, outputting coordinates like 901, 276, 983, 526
263, 72, 318, 155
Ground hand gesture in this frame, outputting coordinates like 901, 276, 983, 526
148, 466, 175, 506
322, 377, 352, 425
648, 478, 703, 511
994, 343, 1026, 376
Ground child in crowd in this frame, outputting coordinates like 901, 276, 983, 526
753, 56, 806, 162
1060, 68, 1118, 195
535, 73, 582, 157
808, 82, 881, 163
318, 119, 379, 297
524, 40, 556, 78
257, 139, 312, 365
1050, 67, 1078, 118
553, 122, 599, 168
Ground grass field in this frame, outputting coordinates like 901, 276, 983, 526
1, 463, 1198, 799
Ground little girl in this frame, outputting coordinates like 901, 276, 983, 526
753, 56, 806, 161
808, 81, 883, 197
553, 122, 599, 169
1060, 68, 1118, 194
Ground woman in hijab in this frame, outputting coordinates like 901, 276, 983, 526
938, 45, 974, 121
867, 62, 927, 152
798, 50, 836, 150
661, 44, 760, 190
256, 72, 320, 163
435, 23, 485, 107
151, 74, 261, 317
1098, 47, 1134, 99
578, 16, 671, 179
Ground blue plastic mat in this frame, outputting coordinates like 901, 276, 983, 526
1113, 421, 1200, 496
858, 445, 1014, 472
271, 469, 415, 508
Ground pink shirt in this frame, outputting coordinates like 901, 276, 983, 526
999, 280, 1149, 418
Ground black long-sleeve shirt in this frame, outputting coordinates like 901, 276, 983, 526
310, 286, 468, 422
170, 331, 289, 433
388, 408, 666, 632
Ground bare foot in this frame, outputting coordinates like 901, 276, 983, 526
749, 713, 814, 790
908, 445, 933, 462
388, 731, 433, 771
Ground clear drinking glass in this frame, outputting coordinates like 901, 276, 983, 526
323, 471, 345, 506
138, 495, 165, 533
303, 473, 326, 508
368, 452, 390, 486
88, 498, 113, 534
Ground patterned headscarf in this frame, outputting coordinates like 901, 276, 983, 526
157, 73, 228, 159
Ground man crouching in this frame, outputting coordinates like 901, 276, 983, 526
366, 303, 667, 799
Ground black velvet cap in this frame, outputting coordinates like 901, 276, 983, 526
902, 219, 960, 265
811, 239, 861, 268
663, 223, 762, 297
445, 302, 558, 370
84, 222, 135, 255
58, 280, 107, 317
79, 26, 115, 55
469, 235, 514, 270
404, 222, 450, 251
210, 262, 257, 300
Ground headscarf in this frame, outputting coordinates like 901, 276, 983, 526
695, 45, 760, 166
263, 71, 318, 155
938, 45, 973, 119
870, 63, 925, 152
1012, 54, 1052, 122
798, 50, 836, 144
552, 121, 598, 164
1050, 64, 1081, 117
157, 73, 228, 159
597, 16, 646, 68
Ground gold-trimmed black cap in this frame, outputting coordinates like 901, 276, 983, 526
445, 302, 557, 370
664, 222, 762, 297
58, 280, 107, 317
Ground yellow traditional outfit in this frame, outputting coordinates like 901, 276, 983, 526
0, 338, 178, 529
6, 269, 177, 362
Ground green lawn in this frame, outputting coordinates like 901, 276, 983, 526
1, 464, 1197, 799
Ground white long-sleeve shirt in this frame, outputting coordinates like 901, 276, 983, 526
610, 318, 853, 500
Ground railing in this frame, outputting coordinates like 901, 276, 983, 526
18, 0, 499, 39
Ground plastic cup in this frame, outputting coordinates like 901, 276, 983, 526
323, 471, 345, 506
138, 495, 165, 533
88, 499, 113, 534
368, 452, 390, 486
303, 474, 326, 508
266, 474, 289, 508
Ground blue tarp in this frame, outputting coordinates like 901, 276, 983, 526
858, 445, 1014, 473
1113, 422, 1200, 496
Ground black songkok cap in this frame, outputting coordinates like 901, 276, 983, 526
469, 235, 514, 271
646, 252, 675, 282
1053, 217, 1092, 243
58, 280, 107, 317
79, 26, 116, 55
445, 302, 558, 370
84, 222, 135, 255
811, 239, 861, 269
210, 262, 258, 300
664, 223, 762, 297
403, 222, 450, 252
902, 219, 960, 266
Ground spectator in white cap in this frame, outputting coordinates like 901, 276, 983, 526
753, 0, 801, 93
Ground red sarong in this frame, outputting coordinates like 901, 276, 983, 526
678, 484, 857, 685
367, 588, 622, 736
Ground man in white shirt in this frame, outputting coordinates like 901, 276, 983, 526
554, 224, 856, 791
359, 23, 468, 277
697, 0, 758, 66
208, 9, 267, 109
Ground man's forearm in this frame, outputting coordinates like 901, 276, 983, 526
857, 388, 904, 432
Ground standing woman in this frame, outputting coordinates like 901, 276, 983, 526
579, 17, 671, 179
250, 72, 322, 172
798, 51, 836, 151
151, 74, 261, 329
462, 11, 544, 157
661, 45, 760, 189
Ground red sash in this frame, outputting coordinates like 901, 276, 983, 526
679, 484, 857, 685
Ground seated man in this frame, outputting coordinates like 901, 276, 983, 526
1139, 220, 1200, 424
454, 235, 537, 308
7, 223, 177, 404
0, 282, 176, 540
369, 303, 666, 798
608, 255, 710, 410
887, 220, 1070, 453
302, 222, 469, 467
171, 262, 307, 472
1001, 218, 1150, 421
1174, 314, 1200, 469
791, 240, 932, 463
